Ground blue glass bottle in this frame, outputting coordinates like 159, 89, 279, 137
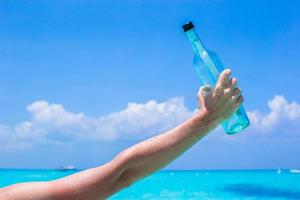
183, 22, 250, 134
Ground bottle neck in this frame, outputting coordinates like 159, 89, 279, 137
185, 28, 207, 56
185, 27, 220, 79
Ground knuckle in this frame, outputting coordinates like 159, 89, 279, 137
238, 96, 244, 103
213, 87, 221, 94
224, 88, 231, 96
213, 92, 219, 99
234, 88, 241, 94
231, 95, 237, 101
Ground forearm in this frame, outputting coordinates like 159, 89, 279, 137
116, 110, 220, 183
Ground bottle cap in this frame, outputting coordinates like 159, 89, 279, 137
182, 22, 194, 32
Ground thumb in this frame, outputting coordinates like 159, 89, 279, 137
199, 85, 212, 97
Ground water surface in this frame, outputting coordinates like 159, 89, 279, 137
0, 169, 299, 199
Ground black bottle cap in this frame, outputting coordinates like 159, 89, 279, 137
182, 21, 194, 32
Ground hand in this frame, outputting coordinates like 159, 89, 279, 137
197, 69, 243, 122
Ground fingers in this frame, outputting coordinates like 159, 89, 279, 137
232, 87, 243, 103
198, 68, 244, 106
227, 77, 238, 89
232, 87, 241, 96
215, 69, 231, 89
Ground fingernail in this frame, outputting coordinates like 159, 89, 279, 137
225, 68, 232, 74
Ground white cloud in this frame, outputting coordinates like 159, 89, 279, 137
0, 95, 299, 150
247, 95, 300, 132
0, 97, 195, 150
97, 97, 195, 139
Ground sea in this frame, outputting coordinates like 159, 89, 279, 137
0, 169, 299, 199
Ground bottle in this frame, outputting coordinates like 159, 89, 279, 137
182, 21, 249, 134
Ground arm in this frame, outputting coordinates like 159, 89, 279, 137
1, 69, 242, 200
111, 69, 241, 186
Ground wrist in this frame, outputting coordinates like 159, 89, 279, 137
194, 109, 222, 125
186, 109, 221, 136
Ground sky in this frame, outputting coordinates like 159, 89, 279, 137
0, 0, 299, 170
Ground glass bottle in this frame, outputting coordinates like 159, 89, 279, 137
183, 22, 250, 134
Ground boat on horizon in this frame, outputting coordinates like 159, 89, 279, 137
56, 166, 77, 171
290, 169, 300, 174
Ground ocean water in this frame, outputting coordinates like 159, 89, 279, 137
0, 169, 299, 199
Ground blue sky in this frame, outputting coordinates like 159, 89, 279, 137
0, 0, 299, 170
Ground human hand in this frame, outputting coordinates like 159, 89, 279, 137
197, 69, 243, 122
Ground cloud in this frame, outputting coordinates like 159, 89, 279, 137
247, 95, 300, 133
0, 95, 299, 150
0, 97, 195, 150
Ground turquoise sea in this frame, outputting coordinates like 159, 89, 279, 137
0, 169, 300, 199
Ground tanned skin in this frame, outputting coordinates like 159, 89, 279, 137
0, 69, 242, 200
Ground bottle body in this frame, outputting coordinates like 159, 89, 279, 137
183, 22, 249, 134
193, 50, 249, 134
